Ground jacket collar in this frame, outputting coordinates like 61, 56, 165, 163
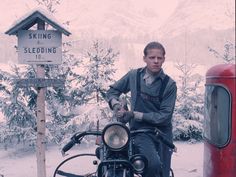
139, 67, 166, 81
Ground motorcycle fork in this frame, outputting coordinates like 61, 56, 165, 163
128, 139, 134, 157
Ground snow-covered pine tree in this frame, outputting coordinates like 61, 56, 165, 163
0, 65, 38, 148
173, 62, 204, 141
81, 40, 119, 104
208, 41, 235, 64
208, 2, 235, 64
44, 41, 87, 144
70, 41, 120, 134
45, 40, 120, 145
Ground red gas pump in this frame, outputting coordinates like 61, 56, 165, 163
203, 64, 236, 177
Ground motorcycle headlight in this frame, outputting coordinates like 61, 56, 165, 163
130, 155, 147, 174
102, 123, 130, 151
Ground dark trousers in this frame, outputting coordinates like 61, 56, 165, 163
158, 143, 173, 177
133, 133, 172, 177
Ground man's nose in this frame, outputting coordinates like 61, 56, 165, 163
154, 58, 158, 63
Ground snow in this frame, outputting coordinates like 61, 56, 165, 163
0, 142, 203, 177
6, 7, 69, 35
172, 142, 203, 177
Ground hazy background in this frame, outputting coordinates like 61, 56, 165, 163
0, 0, 235, 72
0, 2, 234, 176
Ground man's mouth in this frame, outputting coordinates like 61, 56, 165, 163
152, 65, 159, 69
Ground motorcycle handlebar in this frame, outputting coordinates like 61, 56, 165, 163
61, 127, 176, 154
61, 131, 102, 155
61, 140, 76, 155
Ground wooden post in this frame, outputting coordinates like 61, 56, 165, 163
36, 19, 46, 177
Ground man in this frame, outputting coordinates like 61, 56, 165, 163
106, 41, 177, 177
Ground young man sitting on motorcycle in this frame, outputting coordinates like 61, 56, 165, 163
106, 41, 177, 177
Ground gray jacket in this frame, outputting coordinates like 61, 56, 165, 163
107, 67, 177, 130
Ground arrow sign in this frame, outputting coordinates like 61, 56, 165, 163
15, 78, 65, 88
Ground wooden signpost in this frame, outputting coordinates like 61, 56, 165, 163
5, 9, 71, 177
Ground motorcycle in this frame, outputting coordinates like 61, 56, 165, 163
53, 120, 176, 177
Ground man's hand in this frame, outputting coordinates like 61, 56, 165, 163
118, 111, 134, 124
113, 103, 122, 112
113, 103, 125, 118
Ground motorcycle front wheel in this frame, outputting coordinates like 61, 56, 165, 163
169, 168, 174, 177
53, 153, 97, 177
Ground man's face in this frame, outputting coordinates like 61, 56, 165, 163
143, 48, 165, 74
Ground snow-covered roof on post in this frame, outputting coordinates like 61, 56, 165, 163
5, 8, 71, 36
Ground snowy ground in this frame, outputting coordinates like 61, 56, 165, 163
0, 141, 203, 177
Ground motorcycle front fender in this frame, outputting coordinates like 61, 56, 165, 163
97, 159, 134, 177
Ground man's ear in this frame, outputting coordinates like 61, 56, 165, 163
162, 57, 165, 64
143, 56, 146, 63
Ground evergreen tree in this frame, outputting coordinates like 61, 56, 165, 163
81, 40, 119, 104
0, 65, 38, 148
208, 41, 235, 64
173, 62, 204, 141
208, 2, 235, 64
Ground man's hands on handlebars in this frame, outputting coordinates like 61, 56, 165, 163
118, 111, 134, 123
113, 103, 134, 123
112, 103, 123, 114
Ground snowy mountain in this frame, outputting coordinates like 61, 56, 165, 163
0, 0, 234, 65
158, 0, 235, 38
56, 0, 172, 39
160, 28, 235, 67
1, 0, 234, 39
60, 0, 234, 39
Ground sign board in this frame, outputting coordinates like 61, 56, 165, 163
18, 30, 62, 64
16, 78, 64, 88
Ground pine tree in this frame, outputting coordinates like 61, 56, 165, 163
81, 40, 119, 104
208, 2, 235, 64
173, 62, 204, 141
0, 65, 38, 148
208, 41, 235, 64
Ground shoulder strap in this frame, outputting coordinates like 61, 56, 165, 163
159, 75, 169, 102
136, 68, 142, 93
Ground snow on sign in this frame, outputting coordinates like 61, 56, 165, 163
18, 30, 62, 64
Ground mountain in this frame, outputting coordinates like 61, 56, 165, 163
157, 0, 234, 38
0, 0, 234, 66
56, 0, 173, 39
59, 0, 234, 39
161, 28, 235, 67
155, 0, 235, 67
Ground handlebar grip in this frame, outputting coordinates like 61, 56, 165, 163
61, 140, 75, 154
